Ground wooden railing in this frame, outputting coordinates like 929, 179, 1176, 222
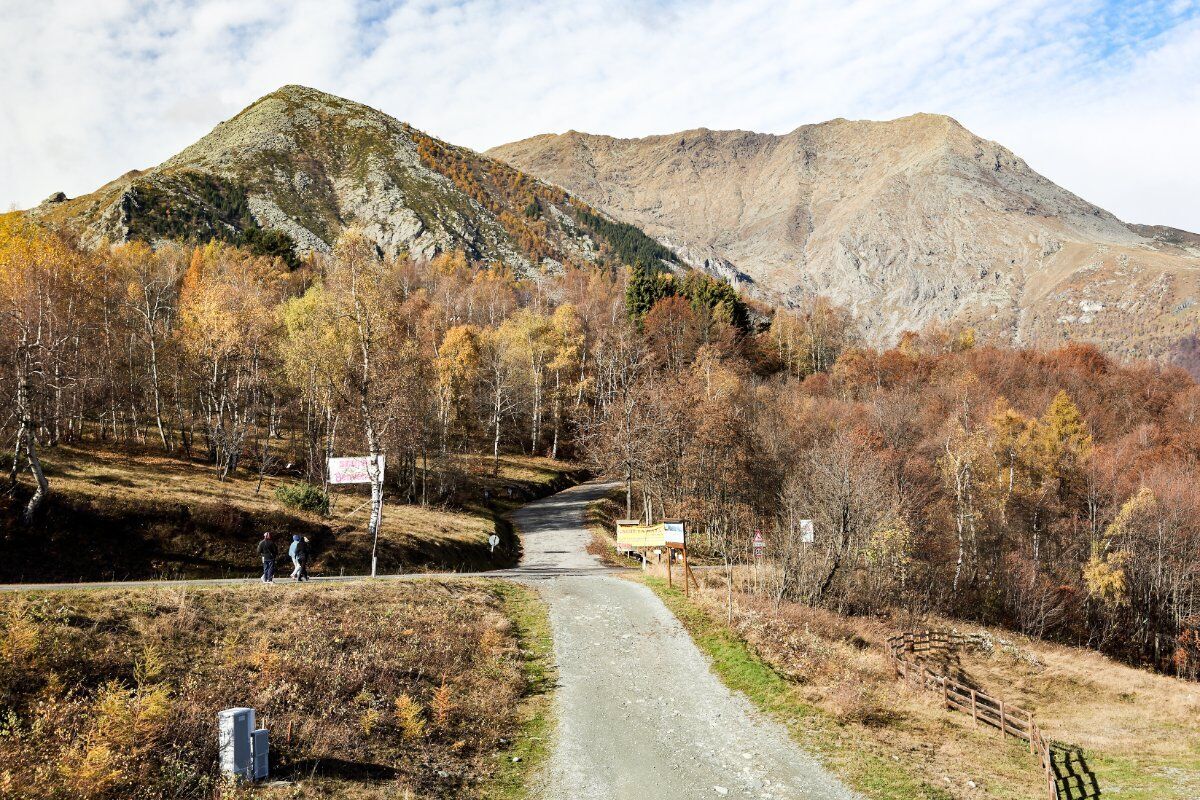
886, 630, 1059, 800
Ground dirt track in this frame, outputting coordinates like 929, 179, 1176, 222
513, 481, 859, 800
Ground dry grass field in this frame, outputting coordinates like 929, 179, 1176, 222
0, 579, 553, 799
0, 444, 581, 582
647, 571, 1200, 800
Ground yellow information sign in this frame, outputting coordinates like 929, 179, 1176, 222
616, 521, 666, 548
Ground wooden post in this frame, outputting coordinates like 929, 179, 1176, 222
970, 689, 977, 723
680, 547, 699, 594
686, 546, 696, 597
941, 676, 949, 709
667, 547, 673, 589
999, 699, 1006, 738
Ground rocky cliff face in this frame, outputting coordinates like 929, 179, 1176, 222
29, 86, 658, 276
489, 115, 1200, 358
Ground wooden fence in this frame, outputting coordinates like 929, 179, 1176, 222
886, 630, 1059, 800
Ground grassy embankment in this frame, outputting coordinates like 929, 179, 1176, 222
646, 576, 1200, 799
1, 443, 581, 583
0, 579, 556, 800
587, 496, 1200, 799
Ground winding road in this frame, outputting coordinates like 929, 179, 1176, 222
513, 481, 859, 800
1, 480, 859, 799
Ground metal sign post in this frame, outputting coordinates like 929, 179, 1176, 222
328, 455, 386, 577
752, 530, 764, 590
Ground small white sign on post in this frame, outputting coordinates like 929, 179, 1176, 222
663, 520, 686, 548
753, 530, 765, 559
800, 519, 814, 544
328, 455, 385, 485
488, 534, 500, 553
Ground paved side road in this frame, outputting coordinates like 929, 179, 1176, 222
0, 486, 618, 592
513, 482, 859, 800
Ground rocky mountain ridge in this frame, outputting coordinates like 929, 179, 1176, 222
489, 115, 1200, 358
28, 85, 668, 278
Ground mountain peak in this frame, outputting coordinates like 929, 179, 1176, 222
27, 87, 679, 284
489, 116, 1200, 359
248, 83, 365, 111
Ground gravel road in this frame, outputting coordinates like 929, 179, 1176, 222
513, 481, 859, 800
1, 479, 859, 799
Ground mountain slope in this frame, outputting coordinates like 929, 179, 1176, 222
489, 116, 1200, 358
28, 85, 669, 276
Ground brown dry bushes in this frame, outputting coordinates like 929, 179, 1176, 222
0, 580, 531, 799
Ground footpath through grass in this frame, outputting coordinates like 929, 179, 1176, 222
482, 582, 557, 800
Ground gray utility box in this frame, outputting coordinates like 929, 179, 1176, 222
218, 707, 269, 781
252, 728, 269, 779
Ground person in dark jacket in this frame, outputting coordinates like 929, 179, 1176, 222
298, 536, 312, 581
257, 532, 277, 583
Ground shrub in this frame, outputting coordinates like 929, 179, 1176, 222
394, 693, 426, 740
275, 482, 329, 515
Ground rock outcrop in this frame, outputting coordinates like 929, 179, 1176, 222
27, 86, 660, 277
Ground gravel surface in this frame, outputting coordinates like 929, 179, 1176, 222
513, 481, 860, 800
2, 479, 860, 799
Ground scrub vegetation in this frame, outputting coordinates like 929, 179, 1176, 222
645, 574, 1200, 799
0, 580, 550, 799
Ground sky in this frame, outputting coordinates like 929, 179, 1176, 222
2, 0, 1199, 230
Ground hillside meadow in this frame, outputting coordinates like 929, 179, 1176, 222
0, 580, 553, 799
0, 443, 577, 583
643, 570, 1200, 800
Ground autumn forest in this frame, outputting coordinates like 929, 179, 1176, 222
1, 215, 1198, 681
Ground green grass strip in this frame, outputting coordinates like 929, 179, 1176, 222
642, 576, 956, 800
483, 581, 556, 800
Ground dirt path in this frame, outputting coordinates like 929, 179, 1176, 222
513, 481, 859, 800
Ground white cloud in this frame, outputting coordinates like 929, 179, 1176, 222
1, 0, 1197, 229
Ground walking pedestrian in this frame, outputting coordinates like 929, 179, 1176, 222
257, 532, 277, 583
298, 536, 312, 581
288, 534, 303, 580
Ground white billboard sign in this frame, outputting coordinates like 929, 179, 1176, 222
328, 455, 385, 485
800, 519, 814, 543
663, 520, 686, 547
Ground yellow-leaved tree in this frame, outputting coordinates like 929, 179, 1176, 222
278, 282, 354, 489
177, 242, 285, 478
0, 216, 94, 522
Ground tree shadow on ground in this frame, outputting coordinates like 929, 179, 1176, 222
911, 648, 985, 692
280, 757, 399, 782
